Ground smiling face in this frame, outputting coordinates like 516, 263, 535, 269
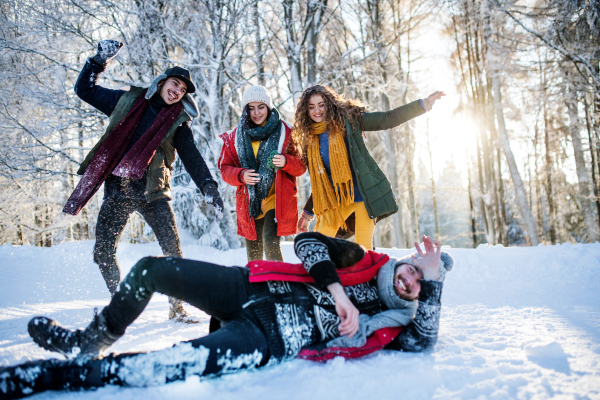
308, 94, 326, 123
247, 102, 269, 126
159, 77, 187, 105
393, 263, 424, 301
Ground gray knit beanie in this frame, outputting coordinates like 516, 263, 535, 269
241, 86, 273, 109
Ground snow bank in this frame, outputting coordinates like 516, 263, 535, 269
1, 238, 599, 399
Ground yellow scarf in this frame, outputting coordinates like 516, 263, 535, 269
307, 121, 354, 229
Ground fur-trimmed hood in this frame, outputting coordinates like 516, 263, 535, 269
146, 74, 199, 119
377, 251, 454, 313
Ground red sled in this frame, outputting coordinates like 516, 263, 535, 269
297, 327, 403, 362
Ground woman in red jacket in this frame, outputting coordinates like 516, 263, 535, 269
219, 86, 306, 261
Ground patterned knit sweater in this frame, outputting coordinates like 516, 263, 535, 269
244, 277, 442, 360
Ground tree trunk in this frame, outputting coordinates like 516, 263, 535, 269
305, 0, 326, 86
467, 151, 478, 247
584, 95, 600, 231
496, 147, 508, 246
406, 126, 419, 243
491, 78, 540, 245
253, 0, 265, 86
483, 0, 539, 245
565, 82, 600, 242
544, 114, 557, 244
426, 128, 440, 238
282, 0, 303, 103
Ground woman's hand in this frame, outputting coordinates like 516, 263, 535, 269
422, 91, 446, 111
242, 169, 260, 185
297, 212, 314, 233
411, 235, 442, 281
272, 155, 287, 168
327, 282, 360, 338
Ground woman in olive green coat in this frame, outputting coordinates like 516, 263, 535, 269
294, 85, 444, 250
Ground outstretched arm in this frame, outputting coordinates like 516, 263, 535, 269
174, 125, 223, 219
174, 124, 218, 194
361, 91, 446, 132
74, 40, 126, 117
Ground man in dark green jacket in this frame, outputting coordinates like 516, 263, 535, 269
69, 40, 223, 321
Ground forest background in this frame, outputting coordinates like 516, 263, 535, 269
1, 0, 599, 251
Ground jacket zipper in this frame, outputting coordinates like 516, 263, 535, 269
275, 126, 291, 225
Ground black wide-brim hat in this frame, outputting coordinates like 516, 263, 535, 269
164, 66, 196, 94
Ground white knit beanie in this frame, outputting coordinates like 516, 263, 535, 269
241, 86, 273, 109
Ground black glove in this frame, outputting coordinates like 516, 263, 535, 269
92, 40, 123, 65
203, 183, 224, 222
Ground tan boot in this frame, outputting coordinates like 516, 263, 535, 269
168, 297, 199, 323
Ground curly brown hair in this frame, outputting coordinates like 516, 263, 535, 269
292, 85, 364, 162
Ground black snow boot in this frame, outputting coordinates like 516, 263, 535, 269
0, 358, 103, 399
28, 309, 122, 359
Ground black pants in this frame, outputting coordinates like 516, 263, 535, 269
98, 257, 268, 385
94, 197, 182, 295
245, 209, 283, 262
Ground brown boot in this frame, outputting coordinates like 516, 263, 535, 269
168, 297, 199, 324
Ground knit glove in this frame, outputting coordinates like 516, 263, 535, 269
93, 40, 123, 65
203, 183, 224, 222
266, 150, 281, 170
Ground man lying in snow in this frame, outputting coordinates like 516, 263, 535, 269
0, 233, 452, 399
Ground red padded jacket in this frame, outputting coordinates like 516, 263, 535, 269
218, 122, 306, 240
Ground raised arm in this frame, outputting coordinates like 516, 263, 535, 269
74, 40, 126, 117
361, 101, 425, 132
386, 235, 445, 352
361, 91, 446, 132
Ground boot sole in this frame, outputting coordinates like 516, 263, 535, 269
27, 317, 73, 358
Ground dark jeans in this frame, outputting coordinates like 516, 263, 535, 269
245, 209, 283, 262
94, 197, 182, 294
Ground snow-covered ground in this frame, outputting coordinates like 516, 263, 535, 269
1, 234, 600, 399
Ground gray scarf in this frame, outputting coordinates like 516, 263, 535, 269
327, 252, 454, 349
236, 108, 282, 219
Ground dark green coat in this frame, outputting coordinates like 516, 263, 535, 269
77, 86, 191, 202
345, 100, 425, 221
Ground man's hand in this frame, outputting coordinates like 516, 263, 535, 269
242, 169, 260, 185
93, 40, 123, 65
297, 211, 314, 233
411, 235, 442, 281
327, 282, 359, 338
203, 183, 224, 222
422, 91, 446, 112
